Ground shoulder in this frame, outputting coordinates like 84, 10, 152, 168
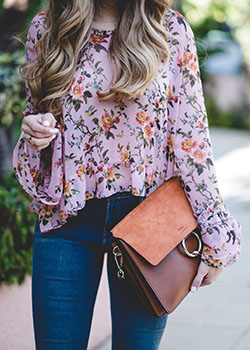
163, 9, 196, 49
26, 12, 47, 43
25, 11, 47, 59
27, 11, 47, 38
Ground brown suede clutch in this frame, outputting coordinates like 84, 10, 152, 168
110, 176, 202, 316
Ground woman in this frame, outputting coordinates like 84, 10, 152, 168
12, 0, 241, 349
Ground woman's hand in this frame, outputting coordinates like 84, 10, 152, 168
21, 112, 59, 151
190, 261, 223, 293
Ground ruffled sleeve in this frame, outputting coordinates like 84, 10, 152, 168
12, 13, 64, 207
173, 19, 242, 268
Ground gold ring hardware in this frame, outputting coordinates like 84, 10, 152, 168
181, 231, 202, 258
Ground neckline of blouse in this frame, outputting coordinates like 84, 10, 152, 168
90, 27, 115, 34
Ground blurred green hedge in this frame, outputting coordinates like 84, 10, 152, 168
0, 50, 36, 287
206, 95, 250, 130
0, 50, 26, 128
0, 172, 36, 286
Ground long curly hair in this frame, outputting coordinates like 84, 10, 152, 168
21, 0, 173, 120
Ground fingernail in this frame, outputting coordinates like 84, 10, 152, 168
48, 128, 59, 134
191, 286, 197, 293
43, 120, 50, 126
51, 134, 57, 140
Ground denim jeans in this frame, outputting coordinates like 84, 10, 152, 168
32, 191, 168, 349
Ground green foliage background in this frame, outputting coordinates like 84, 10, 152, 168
181, 0, 250, 66
0, 51, 25, 128
0, 172, 36, 286
0, 1, 46, 286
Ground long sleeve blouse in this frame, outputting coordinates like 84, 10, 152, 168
12, 10, 242, 268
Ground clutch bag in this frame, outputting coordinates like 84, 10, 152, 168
110, 176, 202, 316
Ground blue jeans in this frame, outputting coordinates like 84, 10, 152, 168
32, 191, 168, 349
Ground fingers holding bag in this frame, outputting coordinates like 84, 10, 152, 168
190, 261, 223, 292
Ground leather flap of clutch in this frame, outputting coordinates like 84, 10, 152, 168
110, 177, 198, 266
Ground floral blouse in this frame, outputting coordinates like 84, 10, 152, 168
12, 10, 241, 268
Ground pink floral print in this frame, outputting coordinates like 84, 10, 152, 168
12, 10, 242, 268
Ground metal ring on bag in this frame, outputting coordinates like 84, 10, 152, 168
181, 231, 202, 258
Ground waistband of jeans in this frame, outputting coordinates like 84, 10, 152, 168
107, 191, 137, 200
88, 191, 141, 202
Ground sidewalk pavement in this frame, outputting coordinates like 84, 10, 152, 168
94, 127, 250, 350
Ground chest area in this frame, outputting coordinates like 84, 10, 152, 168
61, 31, 181, 128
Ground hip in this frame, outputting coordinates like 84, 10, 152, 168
34, 191, 146, 246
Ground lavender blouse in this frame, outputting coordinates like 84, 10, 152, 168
12, 10, 242, 268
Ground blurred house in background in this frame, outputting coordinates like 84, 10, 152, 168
203, 29, 249, 112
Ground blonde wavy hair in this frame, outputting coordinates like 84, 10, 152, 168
21, 0, 173, 120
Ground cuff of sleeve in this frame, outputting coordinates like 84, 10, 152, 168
201, 249, 224, 269
201, 244, 240, 269
12, 130, 63, 205
196, 206, 242, 268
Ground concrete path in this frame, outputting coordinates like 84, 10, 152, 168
97, 127, 250, 350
